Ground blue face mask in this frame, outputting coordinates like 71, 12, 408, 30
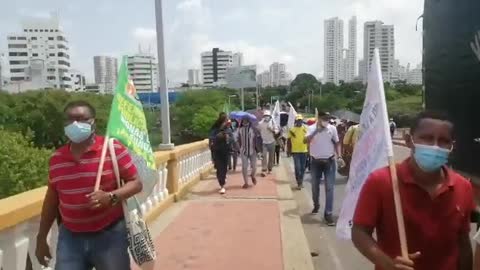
65, 121, 93, 143
413, 143, 451, 172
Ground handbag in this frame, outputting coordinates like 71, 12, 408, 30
107, 138, 157, 266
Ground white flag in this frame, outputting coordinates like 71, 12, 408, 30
287, 102, 298, 128
336, 49, 394, 240
272, 100, 281, 128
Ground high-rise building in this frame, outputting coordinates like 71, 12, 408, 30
345, 16, 357, 82
269, 62, 287, 87
127, 53, 159, 92
187, 69, 202, 85
363, 21, 395, 82
70, 69, 85, 92
93, 56, 118, 93
6, 13, 72, 90
201, 48, 233, 86
257, 71, 271, 88
392, 59, 407, 82
406, 63, 423, 85
324, 17, 344, 85
232, 53, 244, 67
359, 59, 366, 81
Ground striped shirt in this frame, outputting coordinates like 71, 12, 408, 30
48, 135, 137, 232
238, 126, 256, 156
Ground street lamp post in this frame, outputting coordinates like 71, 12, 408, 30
155, 0, 174, 149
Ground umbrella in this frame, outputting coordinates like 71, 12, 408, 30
229, 111, 258, 123
305, 117, 317, 126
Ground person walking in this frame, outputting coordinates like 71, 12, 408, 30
35, 101, 143, 270
258, 110, 278, 177
210, 115, 232, 194
352, 111, 474, 270
341, 121, 360, 178
237, 117, 258, 188
389, 118, 397, 137
228, 119, 240, 172
287, 115, 308, 190
305, 111, 343, 226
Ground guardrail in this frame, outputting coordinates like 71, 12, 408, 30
0, 139, 212, 270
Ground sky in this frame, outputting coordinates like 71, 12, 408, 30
0, 0, 424, 84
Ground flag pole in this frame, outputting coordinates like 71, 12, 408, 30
389, 157, 408, 258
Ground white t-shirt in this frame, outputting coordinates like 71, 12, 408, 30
258, 119, 278, 144
307, 124, 339, 159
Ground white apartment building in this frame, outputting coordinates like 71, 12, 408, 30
70, 69, 86, 92
324, 17, 344, 85
94, 56, 118, 93
6, 14, 72, 90
359, 59, 366, 81
392, 59, 407, 82
187, 69, 202, 85
363, 21, 395, 83
201, 48, 233, 86
257, 71, 271, 88
232, 53, 244, 67
127, 53, 159, 92
269, 62, 287, 87
345, 16, 357, 82
407, 63, 423, 85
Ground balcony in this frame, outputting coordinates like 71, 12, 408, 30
0, 140, 212, 270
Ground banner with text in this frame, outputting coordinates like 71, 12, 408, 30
336, 49, 394, 239
107, 56, 158, 205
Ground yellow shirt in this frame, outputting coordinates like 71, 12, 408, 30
288, 126, 308, 153
343, 124, 360, 147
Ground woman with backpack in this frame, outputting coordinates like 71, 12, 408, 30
209, 113, 232, 194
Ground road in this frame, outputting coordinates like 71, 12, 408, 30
286, 145, 411, 270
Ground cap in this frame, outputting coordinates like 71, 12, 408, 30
295, 114, 304, 120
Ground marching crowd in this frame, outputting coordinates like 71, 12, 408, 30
209, 106, 480, 270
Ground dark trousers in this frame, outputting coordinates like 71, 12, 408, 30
214, 153, 228, 187
274, 145, 281, 165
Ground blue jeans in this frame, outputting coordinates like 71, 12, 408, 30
55, 220, 131, 270
310, 157, 336, 217
292, 153, 307, 185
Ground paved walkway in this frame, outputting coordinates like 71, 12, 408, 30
135, 160, 314, 270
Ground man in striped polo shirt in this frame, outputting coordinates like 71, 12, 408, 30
35, 101, 143, 270
238, 117, 258, 188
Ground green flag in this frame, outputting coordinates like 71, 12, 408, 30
107, 56, 158, 203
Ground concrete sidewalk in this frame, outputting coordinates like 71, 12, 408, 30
135, 160, 314, 270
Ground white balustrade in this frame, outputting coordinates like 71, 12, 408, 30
139, 161, 169, 214
176, 148, 212, 187
0, 218, 58, 270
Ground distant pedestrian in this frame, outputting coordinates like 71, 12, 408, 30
305, 111, 343, 226
287, 115, 308, 190
352, 111, 474, 270
209, 112, 227, 168
227, 120, 239, 171
238, 117, 258, 188
340, 121, 360, 178
210, 114, 232, 194
389, 118, 397, 137
258, 110, 278, 177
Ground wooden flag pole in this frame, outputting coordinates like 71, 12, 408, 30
94, 135, 110, 191
388, 156, 409, 258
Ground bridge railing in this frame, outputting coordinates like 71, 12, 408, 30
0, 139, 212, 270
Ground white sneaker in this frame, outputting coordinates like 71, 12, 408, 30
219, 187, 226, 194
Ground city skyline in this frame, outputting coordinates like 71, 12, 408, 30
0, 0, 423, 84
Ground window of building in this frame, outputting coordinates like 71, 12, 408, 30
31, 37, 37, 40
18, 37, 26, 40
11, 77, 25, 81
40, 29, 44, 32
24, 29, 27, 32
34, 29, 38, 32
32, 53, 38, 57
10, 68, 24, 73
29, 29, 33, 32
48, 37, 54, 41
55, 30, 59, 32
10, 60, 29, 65
47, 76, 56, 80
58, 60, 70, 67
8, 44, 27, 49
49, 45, 55, 49
49, 53, 55, 57
8, 37, 16, 40
47, 68, 56, 72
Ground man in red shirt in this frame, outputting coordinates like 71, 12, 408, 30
35, 101, 143, 270
352, 111, 474, 270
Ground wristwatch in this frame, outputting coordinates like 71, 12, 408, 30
109, 192, 119, 206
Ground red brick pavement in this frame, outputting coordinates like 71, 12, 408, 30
133, 163, 285, 270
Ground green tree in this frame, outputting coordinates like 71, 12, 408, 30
0, 129, 52, 199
